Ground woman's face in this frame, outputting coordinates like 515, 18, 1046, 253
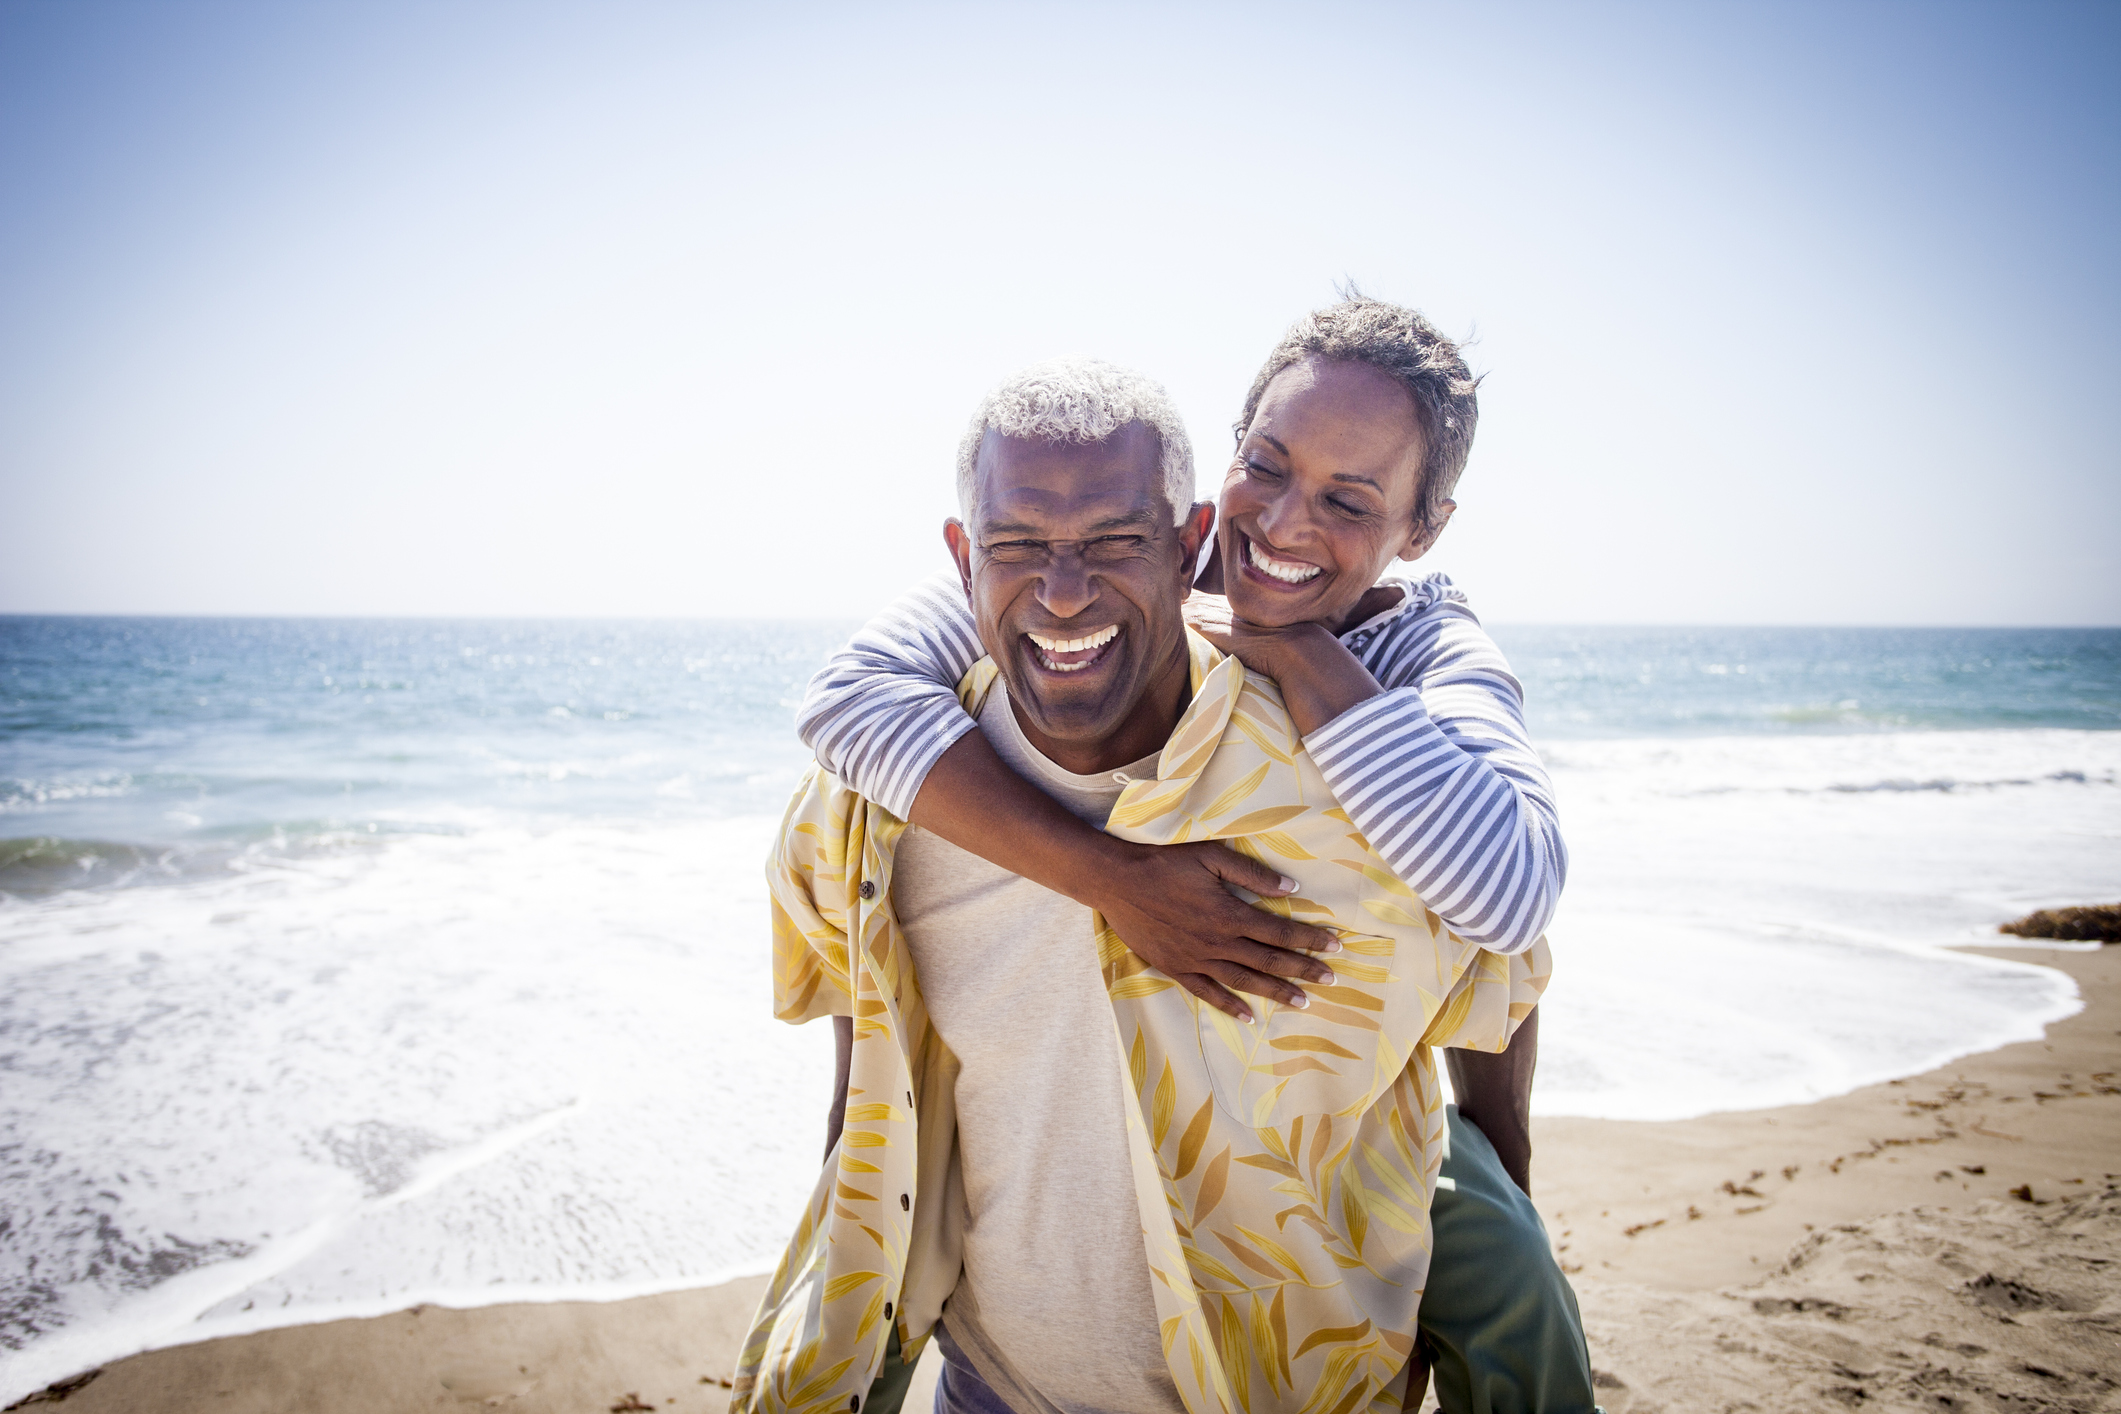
1218, 356, 1442, 631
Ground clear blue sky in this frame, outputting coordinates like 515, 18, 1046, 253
2, 0, 2115, 623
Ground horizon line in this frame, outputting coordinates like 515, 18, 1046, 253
4, 611, 2119, 632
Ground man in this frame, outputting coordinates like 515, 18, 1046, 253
735, 360, 1578, 1414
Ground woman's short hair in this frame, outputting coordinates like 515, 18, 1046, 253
957, 357, 1195, 525
1238, 294, 1480, 536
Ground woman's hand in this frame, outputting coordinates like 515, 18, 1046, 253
1182, 590, 1241, 652
1184, 591, 1308, 672
1183, 592, 1389, 743
1084, 837, 1341, 1023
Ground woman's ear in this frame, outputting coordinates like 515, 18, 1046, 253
1400, 499, 1456, 563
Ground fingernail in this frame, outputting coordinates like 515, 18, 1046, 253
1323, 940, 1343, 953
1239, 1011, 1256, 1025
1277, 875, 1298, 893
1318, 972, 1336, 986
1289, 993, 1310, 1009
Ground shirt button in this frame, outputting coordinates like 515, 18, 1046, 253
859, 880, 877, 900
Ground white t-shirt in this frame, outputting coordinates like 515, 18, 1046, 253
893, 684, 1183, 1414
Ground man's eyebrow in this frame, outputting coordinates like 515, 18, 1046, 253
982, 508, 1158, 537
1084, 509, 1160, 532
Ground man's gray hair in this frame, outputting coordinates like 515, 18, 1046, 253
956, 357, 1195, 525
1238, 292, 1480, 536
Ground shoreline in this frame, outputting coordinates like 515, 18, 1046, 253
1530, 944, 2115, 1291
1529, 942, 2121, 1412
1532, 934, 2086, 1124
15, 944, 2117, 1413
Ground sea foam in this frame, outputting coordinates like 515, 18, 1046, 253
0, 817, 829, 1404
1534, 729, 2111, 1119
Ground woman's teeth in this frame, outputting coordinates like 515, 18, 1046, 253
1027, 624, 1120, 672
1248, 540, 1323, 584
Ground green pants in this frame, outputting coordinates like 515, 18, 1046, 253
1421, 1106, 1599, 1414
865, 1106, 1596, 1413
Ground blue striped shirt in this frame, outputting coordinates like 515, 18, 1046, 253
794, 571, 1564, 954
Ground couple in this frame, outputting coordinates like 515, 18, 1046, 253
733, 296, 1593, 1414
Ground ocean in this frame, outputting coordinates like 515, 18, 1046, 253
2, 615, 2116, 1400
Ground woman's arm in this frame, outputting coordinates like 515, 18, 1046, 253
1190, 581, 1555, 1190
1190, 581, 1565, 955
796, 574, 1339, 1019
795, 574, 988, 819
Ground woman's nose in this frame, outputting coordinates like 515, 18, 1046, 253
1255, 486, 1302, 546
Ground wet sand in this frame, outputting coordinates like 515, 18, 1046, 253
21, 946, 2117, 1414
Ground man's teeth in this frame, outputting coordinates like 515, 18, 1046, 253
1028, 625, 1119, 653
1028, 624, 1119, 671
1248, 540, 1323, 584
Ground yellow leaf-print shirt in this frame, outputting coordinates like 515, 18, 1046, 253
733, 632, 1550, 1414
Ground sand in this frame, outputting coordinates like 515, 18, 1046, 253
15, 945, 2117, 1414
1519, 944, 2121, 1413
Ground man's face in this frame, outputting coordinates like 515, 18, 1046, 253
945, 422, 1211, 764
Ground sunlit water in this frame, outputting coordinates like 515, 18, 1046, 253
2, 617, 2115, 1400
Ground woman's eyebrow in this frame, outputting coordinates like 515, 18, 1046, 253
1252, 433, 1291, 456
1331, 472, 1385, 491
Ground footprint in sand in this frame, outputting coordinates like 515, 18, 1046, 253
438, 1360, 539, 1405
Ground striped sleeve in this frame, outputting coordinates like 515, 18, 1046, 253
796, 568, 1566, 955
1302, 578, 1566, 956
794, 572, 985, 819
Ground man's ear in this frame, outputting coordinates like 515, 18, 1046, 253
943, 519, 975, 595
1400, 499, 1456, 563
1176, 501, 1216, 582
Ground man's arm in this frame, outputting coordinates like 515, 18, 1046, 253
824, 1014, 853, 1163
1446, 1008, 1538, 1195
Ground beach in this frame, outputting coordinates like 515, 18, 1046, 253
1536, 941, 2121, 1412
4, 618, 2116, 1408
20, 941, 2113, 1413
7, 0, 2117, 1401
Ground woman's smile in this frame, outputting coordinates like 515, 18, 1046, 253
1242, 535, 1324, 585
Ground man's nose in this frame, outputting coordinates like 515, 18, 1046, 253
1035, 557, 1098, 621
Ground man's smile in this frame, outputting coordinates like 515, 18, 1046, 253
1241, 534, 1324, 587
1024, 624, 1121, 673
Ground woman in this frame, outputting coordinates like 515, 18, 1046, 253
801, 296, 1592, 1411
